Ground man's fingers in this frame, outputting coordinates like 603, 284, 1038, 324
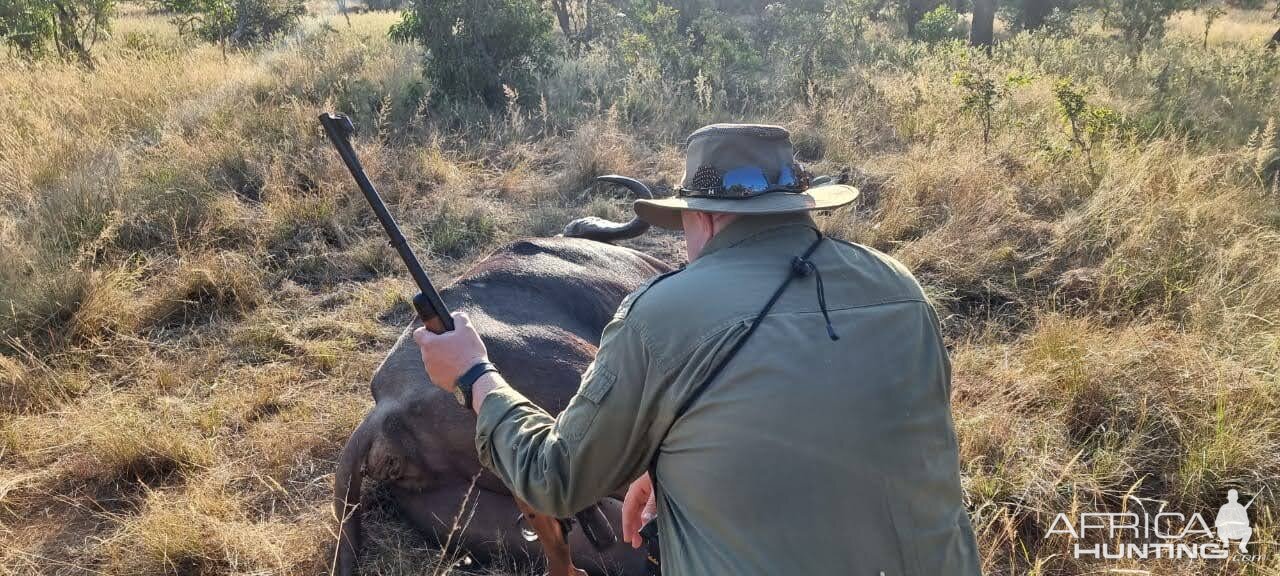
410, 310, 489, 393
414, 313, 469, 342
622, 489, 641, 547
622, 477, 652, 549
622, 486, 641, 547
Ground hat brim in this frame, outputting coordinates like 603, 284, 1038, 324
633, 184, 859, 230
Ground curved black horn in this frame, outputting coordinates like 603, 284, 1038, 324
561, 175, 653, 243
593, 174, 653, 199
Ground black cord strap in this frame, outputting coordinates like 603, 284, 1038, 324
669, 231, 828, 422
639, 230, 833, 570
791, 254, 840, 341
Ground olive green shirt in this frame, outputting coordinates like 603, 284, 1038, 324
476, 213, 980, 575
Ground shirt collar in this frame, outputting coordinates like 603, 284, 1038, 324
696, 212, 818, 260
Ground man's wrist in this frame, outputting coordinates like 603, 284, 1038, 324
472, 371, 503, 414
454, 360, 497, 410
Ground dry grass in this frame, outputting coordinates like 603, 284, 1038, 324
1168, 8, 1280, 46
2, 3, 1279, 576
955, 315, 1280, 575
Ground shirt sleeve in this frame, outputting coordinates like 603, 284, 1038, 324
474, 315, 669, 517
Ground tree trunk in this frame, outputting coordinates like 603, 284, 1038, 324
970, 0, 995, 51
52, 1, 93, 67
1269, 26, 1280, 52
551, 0, 573, 41
229, 0, 249, 47
1022, 0, 1051, 30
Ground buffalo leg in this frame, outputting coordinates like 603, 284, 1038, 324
515, 498, 587, 576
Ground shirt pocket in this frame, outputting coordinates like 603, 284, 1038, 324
557, 362, 618, 443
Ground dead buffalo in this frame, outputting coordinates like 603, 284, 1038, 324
334, 178, 671, 576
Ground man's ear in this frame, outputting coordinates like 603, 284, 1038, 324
697, 212, 715, 234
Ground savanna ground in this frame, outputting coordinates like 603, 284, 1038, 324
2, 1, 1280, 575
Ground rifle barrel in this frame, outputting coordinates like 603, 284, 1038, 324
319, 112, 454, 333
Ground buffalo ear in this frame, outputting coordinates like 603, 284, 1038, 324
333, 411, 383, 576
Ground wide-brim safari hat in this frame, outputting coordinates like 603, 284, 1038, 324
633, 124, 858, 230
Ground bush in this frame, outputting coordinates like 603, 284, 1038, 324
1053, 78, 1123, 176
764, 0, 868, 97
998, 0, 1077, 31
915, 4, 963, 42
1112, 0, 1195, 47
390, 0, 556, 106
159, 0, 305, 49
607, 2, 766, 114
362, 0, 403, 10
0, 0, 114, 64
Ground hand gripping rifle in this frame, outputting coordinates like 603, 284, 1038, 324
318, 112, 587, 576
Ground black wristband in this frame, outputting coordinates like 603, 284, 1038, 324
455, 361, 498, 411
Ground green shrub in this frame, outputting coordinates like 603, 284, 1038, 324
998, 0, 1077, 31
1053, 78, 1123, 176
914, 4, 962, 43
390, 0, 556, 106
0, 0, 114, 64
606, 2, 767, 115
158, 0, 305, 49
764, 0, 869, 97
951, 69, 1030, 151
1112, 0, 1195, 48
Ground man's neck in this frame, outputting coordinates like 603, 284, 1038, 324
697, 213, 817, 260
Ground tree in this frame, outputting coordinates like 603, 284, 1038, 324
953, 70, 999, 152
390, 0, 556, 106
157, 0, 304, 52
1022, 0, 1053, 28
0, 0, 114, 65
1112, 0, 1194, 47
898, 0, 942, 36
764, 0, 866, 97
1269, 0, 1279, 51
952, 69, 1031, 153
1053, 79, 1122, 177
914, 3, 962, 42
970, 0, 995, 49
549, 0, 575, 41
1201, 3, 1224, 48
1001, 0, 1075, 31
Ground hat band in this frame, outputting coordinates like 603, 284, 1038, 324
676, 165, 810, 199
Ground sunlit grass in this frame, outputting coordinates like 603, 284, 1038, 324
1167, 8, 1279, 46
